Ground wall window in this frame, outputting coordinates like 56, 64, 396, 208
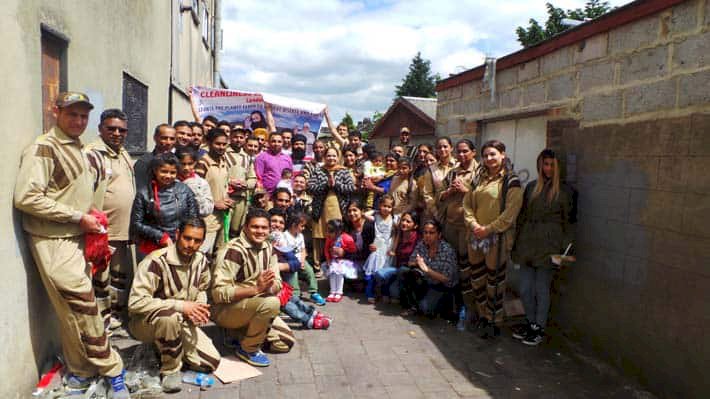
41, 28, 68, 133
122, 73, 148, 154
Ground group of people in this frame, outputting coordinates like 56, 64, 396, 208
14, 91, 575, 397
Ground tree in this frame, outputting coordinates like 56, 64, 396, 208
395, 52, 440, 98
516, 1, 612, 47
340, 113, 356, 133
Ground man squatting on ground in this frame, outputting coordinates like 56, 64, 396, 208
14, 92, 131, 398
128, 218, 221, 393
211, 209, 288, 367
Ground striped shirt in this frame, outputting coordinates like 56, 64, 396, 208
211, 233, 282, 304
14, 127, 94, 238
128, 244, 210, 318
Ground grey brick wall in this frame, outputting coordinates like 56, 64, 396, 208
436, 1, 710, 397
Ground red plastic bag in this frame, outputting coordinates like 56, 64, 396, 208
84, 210, 111, 276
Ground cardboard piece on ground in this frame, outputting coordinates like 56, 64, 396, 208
214, 356, 262, 384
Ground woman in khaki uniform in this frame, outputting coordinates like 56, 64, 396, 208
420, 137, 458, 221
438, 139, 478, 262
463, 140, 523, 337
307, 147, 356, 274
196, 129, 232, 253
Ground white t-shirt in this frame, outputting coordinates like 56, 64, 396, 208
281, 230, 305, 254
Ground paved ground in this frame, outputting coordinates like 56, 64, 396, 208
112, 287, 655, 399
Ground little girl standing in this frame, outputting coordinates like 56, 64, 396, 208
324, 219, 357, 303
362, 195, 398, 303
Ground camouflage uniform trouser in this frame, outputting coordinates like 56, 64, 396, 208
29, 235, 123, 377
129, 310, 221, 375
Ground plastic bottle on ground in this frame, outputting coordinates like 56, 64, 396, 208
456, 305, 467, 331
182, 371, 215, 389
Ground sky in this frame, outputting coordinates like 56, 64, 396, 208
220, 0, 631, 124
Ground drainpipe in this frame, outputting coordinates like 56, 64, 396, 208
213, 0, 222, 87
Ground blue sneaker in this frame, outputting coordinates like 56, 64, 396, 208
236, 346, 271, 367
64, 373, 94, 391
310, 292, 326, 306
107, 371, 131, 399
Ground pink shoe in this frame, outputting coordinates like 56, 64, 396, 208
333, 294, 343, 303
326, 294, 336, 302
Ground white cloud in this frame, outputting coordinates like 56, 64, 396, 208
220, 0, 631, 123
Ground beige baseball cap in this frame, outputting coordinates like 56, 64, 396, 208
55, 91, 94, 109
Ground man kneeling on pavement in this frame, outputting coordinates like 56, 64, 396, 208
211, 208, 295, 367
128, 218, 221, 393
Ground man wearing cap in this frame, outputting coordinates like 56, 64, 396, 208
133, 123, 177, 192
84, 109, 136, 331
399, 127, 417, 159
14, 92, 130, 397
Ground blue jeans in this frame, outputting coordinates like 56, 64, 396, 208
375, 266, 399, 298
519, 264, 554, 329
282, 296, 315, 326
419, 288, 446, 316
365, 275, 375, 299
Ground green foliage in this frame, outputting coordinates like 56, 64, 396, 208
340, 113, 356, 133
516, 0, 612, 47
395, 52, 439, 98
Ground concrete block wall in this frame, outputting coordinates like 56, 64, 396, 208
437, 0, 710, 133
437, 1, 710, 397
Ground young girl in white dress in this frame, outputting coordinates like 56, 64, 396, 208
362, 195, 398, 303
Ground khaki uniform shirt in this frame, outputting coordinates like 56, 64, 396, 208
211, 233, 282, 305
420, 158, 458, 218
196, 153, 230, 232
389, 175, 416, 216
463, 169, 524, 251
129, 244, 210, 317
84, 139, 135, 241
14, 127, 94, 238
438, 160, 479, 228
225, 148, 257, 199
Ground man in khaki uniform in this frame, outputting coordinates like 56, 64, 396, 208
84, 109, 136, 330
226, 139, 257, 237
128, 218, 220, 393
14, 92, 129, 397
211, 209, 291, 367
196, 129, 233, 253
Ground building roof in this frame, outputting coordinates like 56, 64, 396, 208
401, 96, 437, 120
369, 96, 437, 139
436, 0, 685, 91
